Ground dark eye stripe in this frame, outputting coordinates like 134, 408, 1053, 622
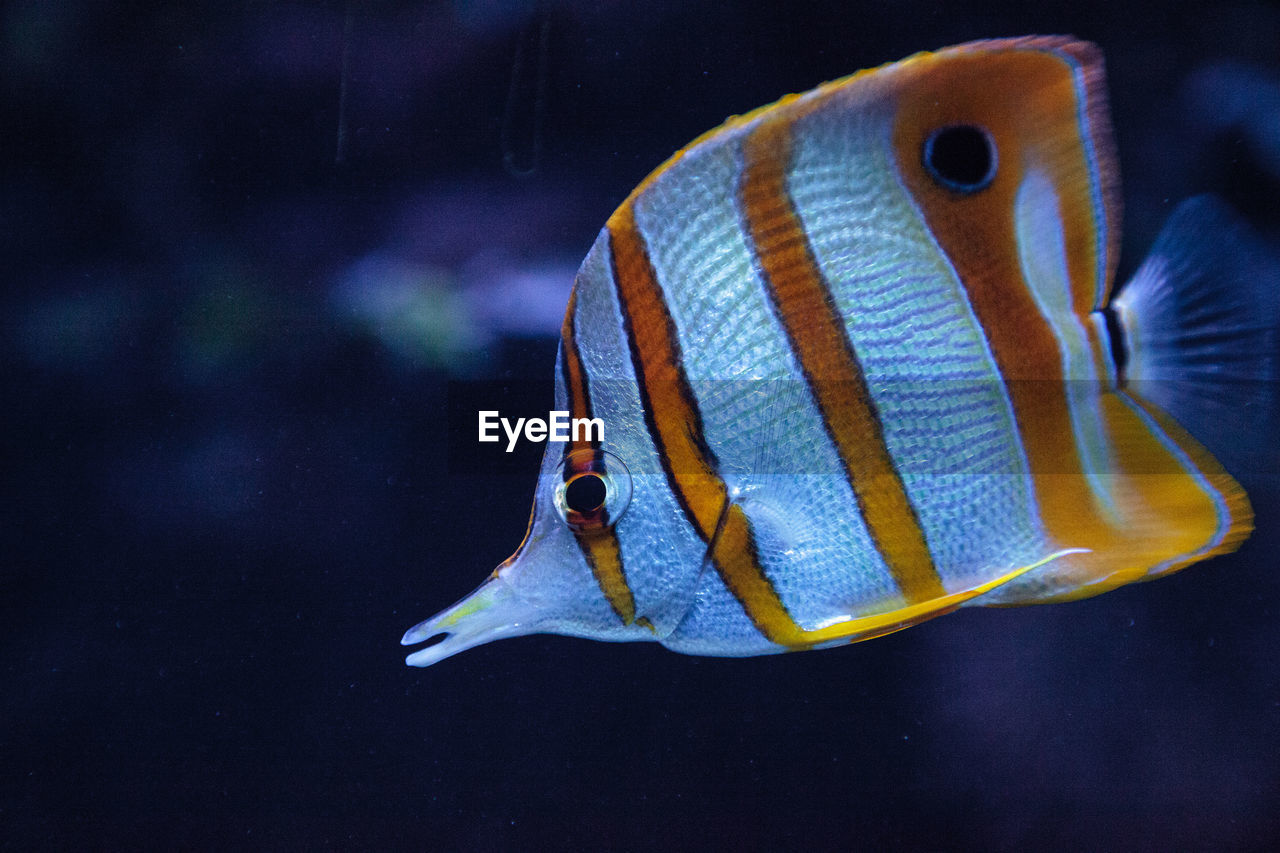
559, 291, 637, 624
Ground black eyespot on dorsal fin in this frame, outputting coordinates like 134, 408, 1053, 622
923, 125, 997, 193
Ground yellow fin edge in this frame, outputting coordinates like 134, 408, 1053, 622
792, 548, 1090, 649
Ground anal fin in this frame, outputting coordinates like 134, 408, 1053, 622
798, 549, 1089, 649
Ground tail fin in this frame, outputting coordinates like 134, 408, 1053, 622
1112, 196, 1280, 477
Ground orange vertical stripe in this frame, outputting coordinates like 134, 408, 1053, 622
606, 203, 812, 643
741, 115, 946, 604
885, 40, 1248, 595
560, 289, 637, 624
888, 46, 1121, 571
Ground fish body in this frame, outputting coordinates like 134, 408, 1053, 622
403, 37, 1277, 667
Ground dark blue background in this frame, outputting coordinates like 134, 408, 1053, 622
5, 1, 1280, 849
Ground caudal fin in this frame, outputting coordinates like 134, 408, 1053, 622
1112, 196, 1280, 475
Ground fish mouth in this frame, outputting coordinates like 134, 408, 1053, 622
400, 575, 540, 667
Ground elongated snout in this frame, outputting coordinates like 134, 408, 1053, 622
401, 575, 541, 667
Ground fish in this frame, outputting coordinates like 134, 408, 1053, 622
401, 36, 1279, 668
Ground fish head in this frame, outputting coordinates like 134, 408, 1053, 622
402, 337, 697, 667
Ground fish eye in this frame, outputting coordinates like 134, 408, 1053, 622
923, 124, 997, 193
554, 449, 633, 531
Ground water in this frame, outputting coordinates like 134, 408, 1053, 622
4, 2, 1279, 848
